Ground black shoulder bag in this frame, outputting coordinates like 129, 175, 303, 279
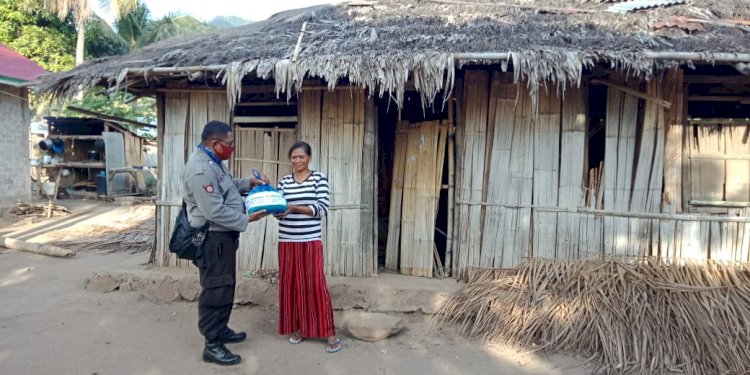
168, 201, 210, 260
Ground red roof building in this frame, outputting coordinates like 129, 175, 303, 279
0, 44, 48, 87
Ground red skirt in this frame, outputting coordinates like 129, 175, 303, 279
277, 240, 335, 338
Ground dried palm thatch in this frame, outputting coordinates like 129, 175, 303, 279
53, 216, 154, 253
32, 0, 750, 109
435, 257, 750, 375
12, 203, 70, 217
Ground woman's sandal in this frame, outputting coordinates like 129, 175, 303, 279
288, 332, 303, 345
326, 338, 342, 353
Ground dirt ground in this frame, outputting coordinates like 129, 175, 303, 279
0, 201, 590, 375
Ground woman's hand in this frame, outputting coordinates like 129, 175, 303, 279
249, 209, 268, 222
278, 205, 314, 218
274, 206, 294, 220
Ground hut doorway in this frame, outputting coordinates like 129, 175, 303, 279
378, 93, 451, 278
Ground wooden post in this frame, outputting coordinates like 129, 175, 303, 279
452, 75, 464, 278
370, 93, 379, 275
681, 85, 691, 213
445, 96, 456, 277
1, 236, 76, 257
150, 93, 166, 264
362, 94, 377, 276
291, 21, 308, 63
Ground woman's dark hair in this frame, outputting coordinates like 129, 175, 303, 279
288, 141, 312, 158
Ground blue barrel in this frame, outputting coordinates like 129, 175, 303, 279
96, 171, 107, 196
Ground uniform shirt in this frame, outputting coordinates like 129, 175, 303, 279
182, 148, 252, 232
277, 171, 330, 242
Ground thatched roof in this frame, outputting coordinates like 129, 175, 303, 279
33, 0, 750, 107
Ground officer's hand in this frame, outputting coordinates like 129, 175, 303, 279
250, 175, 270, 186
249, 210, 267, 222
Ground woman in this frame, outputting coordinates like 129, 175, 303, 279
275, 141, 341, 353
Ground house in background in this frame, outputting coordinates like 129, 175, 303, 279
0, 44, 47, 207
33, 1, 750, 278
35, 113, 157, 199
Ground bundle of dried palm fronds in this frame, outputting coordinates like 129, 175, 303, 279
13, 203, 70, 217
53, 217, 154, 253
435, 257, 750, 374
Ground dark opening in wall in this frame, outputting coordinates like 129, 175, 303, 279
376, 91, 450, 274
587, 83, 608, 171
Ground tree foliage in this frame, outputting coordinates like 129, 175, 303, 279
140, 15, 217, 46
85, 14, 129, 58
116, 3, 217, 49
7, 0, 222, 125
62, 91, 157, 126
0, 0, 75, 72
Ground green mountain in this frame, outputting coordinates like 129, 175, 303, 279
140, 15, 218, 45
210, 16, 251, 29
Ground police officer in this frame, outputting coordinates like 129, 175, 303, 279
182, 120, 268, 366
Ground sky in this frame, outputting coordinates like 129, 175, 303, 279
93, 0, 346, 24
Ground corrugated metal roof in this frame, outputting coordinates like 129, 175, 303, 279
0, 44, 47, 82
607, 0, 686, 13
652, 16, 706, 32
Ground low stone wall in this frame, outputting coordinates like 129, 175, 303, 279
85, 271, 460, 314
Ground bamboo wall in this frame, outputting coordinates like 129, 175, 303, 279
232, 127, 294, 271
154, 92, 230, 267
152, 69, 749, 278
452, 70, 750, 279
154, 89, 377, 277
298, 89, 378, 277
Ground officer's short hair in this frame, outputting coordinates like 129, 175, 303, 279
201, 121, 232, 142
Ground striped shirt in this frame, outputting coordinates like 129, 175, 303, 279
277, 171, 330, 242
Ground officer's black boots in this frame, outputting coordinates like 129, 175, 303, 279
203, 341, 241, 366
218, 328, 247, 344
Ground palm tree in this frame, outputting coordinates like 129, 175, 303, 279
116, 3, 216, 50
24, 0, 136, 65
114, 1, 149, 49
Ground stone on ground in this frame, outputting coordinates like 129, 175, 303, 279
345, 312, 404, 342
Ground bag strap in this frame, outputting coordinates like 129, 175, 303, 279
183, 199, 211, 230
